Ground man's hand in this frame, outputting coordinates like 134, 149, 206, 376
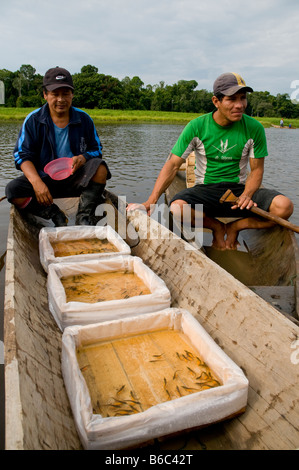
126, 154, 184, 216
232, 157, 264, 210
231, 193, 257, 210
20, 160, 53, 206
33, 179, 53, 206
72, 155, 86, 173
127, 202, 150, 214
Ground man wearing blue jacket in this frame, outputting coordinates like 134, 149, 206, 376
5, 66, 111, 226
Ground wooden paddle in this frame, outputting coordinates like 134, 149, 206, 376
220, 189, 299, 234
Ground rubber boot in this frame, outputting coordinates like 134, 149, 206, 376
20, 198, 68, 227
75, 182, 105, 226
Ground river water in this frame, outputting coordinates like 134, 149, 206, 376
0, 121, 299, 449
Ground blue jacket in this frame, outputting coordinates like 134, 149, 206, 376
14, 103, 103, 175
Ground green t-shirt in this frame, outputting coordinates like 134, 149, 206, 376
171, 112, 268, 184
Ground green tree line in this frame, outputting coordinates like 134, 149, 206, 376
1, 64, 299, 118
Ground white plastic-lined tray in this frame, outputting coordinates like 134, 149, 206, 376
47, 255, 171, 331
62, 308, 249, 450
39, 225, 131, 272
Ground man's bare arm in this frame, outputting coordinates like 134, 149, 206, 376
232, 157, 264, 210
127, 154, 184, 213
71, 154, 86, 173
20, 160, 53, 206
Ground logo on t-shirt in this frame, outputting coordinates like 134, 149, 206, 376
213, 139, 237, 159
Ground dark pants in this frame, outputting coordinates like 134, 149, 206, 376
5, 158, 111, 202
170, 183, 282, 218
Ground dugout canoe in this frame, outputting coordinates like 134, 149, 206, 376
165, 153, 299, 323
270, 124, 295, 129
4, 190, 299, 450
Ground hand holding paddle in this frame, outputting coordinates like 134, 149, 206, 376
220, 189, 299, 234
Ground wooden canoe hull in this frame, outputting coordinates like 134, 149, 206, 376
4, 194, 299, 450
271, 124, 295, 129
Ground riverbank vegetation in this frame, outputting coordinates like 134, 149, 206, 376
1, 106, 298, 128
1, 64, 299, 125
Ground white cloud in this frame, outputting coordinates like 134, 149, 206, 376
0, 0, 299, 95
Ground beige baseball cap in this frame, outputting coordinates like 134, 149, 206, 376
213, 72, 253, 96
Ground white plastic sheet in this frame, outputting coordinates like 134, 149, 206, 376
47, 255, 171, 330
39, 225, 131, 272
61, 308, 249, 450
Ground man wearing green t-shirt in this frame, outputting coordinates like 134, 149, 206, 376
127, 72, 293, 250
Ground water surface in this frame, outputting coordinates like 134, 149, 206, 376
0, 121, 298, 450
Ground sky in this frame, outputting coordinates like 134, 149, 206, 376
1, 0, 299, 97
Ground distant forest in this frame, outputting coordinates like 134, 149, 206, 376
1, 64, 299, 118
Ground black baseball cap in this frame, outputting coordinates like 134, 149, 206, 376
43, 67, 74, 91
213, 73, 253, 96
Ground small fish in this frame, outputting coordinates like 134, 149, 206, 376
196, 356, 203, 365
182, 386, 198, 392
112, 399, 127, 405
115, 410, 132, 416
127, 399, 141, 405
129, 405, 139, 412
196, 371, 209, 380
116, 385, 126, 395
185, 350, 194, 359
176, 385, 182, 397
109, 403, 122, 409
187, 366, 196, 376
130, 390, 138, 401
205, 379, 221, 387
197, 384, 213, 390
